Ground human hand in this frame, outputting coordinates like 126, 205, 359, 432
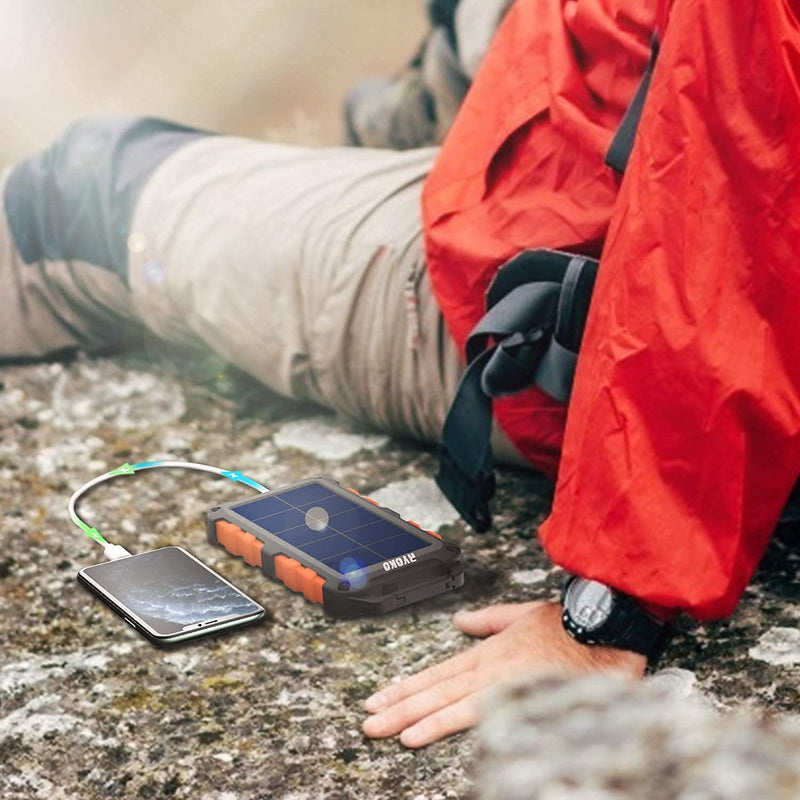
362, 601, 646, 748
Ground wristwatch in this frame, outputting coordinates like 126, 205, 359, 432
560, 575, 673, 662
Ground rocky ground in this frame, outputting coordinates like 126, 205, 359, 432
476, 673, 800, 799
1, 351, 799, 800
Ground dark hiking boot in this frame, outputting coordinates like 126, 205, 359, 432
344, 68, 439, 150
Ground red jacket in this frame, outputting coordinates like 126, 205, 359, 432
423, 0, 800, 619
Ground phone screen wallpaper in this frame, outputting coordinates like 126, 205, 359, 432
85, 548, 261, 635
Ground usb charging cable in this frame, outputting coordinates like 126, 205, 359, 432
68, 460, 269, 560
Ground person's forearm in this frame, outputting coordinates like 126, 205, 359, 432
540, 0, 800, 620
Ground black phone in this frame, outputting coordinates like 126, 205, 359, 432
78, 545, 266, 645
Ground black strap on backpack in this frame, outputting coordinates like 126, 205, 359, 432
436, 249, 598, 531
605, 35, 660, 174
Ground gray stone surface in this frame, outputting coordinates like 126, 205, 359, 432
475, 675, 800, 800
1, 352, 799, 799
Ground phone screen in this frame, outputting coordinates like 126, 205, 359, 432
79, 546, 264, 640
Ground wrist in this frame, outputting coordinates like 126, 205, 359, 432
548, 601, 647, 677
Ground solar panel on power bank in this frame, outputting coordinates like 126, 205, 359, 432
206, 477, 463, 617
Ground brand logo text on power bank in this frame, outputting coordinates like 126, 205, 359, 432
382, 552, 418, 571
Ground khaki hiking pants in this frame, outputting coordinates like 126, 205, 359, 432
0, 122, 524, 465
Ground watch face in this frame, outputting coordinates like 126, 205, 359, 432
565, 579, 614, 631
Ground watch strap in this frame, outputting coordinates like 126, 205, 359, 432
601, 592, 674, 661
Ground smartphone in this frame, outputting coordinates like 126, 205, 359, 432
78, 545, 266, 645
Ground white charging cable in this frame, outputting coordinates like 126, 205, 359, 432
68, 460, 269, 560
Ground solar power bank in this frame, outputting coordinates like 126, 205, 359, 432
207, 477, 464, 617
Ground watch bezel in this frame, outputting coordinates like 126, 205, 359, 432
562, 576, 617, 643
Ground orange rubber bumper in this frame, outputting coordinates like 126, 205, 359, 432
274, 555, 325, 604
215, 520, 263, 567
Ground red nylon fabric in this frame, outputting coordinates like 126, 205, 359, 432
424, 0, 800, 618
423, 0, 655, 477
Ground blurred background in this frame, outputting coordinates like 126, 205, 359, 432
0, 0, 427, 164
